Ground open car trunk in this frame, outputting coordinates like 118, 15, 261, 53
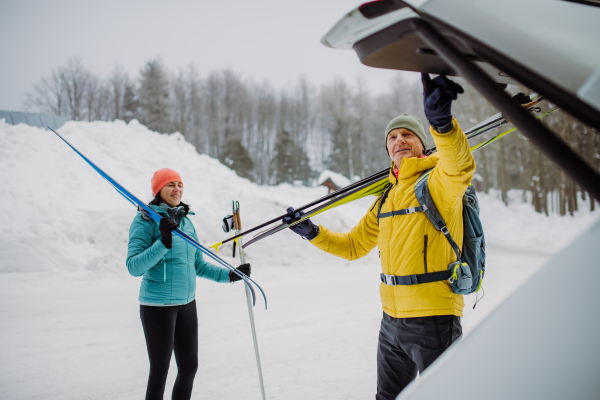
322, 0, 600, 201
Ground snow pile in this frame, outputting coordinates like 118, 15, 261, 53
0, 119, 370, 273
318, 169, 351, 188
0, 118, 597, 274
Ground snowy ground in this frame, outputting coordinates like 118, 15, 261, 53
0, 120, 597, 399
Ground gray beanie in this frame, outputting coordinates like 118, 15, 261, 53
385, 113, 428, 149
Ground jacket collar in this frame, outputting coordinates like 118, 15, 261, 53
139, 203, 194, 223
388, 154, 439, 184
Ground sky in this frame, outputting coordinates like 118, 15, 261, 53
0, 0, 419, 111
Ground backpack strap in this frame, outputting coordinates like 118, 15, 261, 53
381, 271, 451, 286
414, 169, 463, 264
376, 184, 394, 225
378, 205, 428, 219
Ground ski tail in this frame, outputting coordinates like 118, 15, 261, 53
48, 127, 267, 309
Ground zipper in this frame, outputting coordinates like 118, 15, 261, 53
185, 219, 190, 303
423, 234, 428, 273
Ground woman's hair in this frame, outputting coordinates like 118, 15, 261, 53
149, 194, 190, 216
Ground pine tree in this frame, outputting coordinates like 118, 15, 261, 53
138, 59, 170, 133
219, 139, 255, 180
122, 81, 138, 123
326, 119, 352, 177
271, 129, 314, 185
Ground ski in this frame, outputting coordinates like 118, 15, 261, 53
470, 107, 559, 152
242, 176, 390, 248
216, 96, 544, 250
242, 106, 558, 249
47, 127, 267, 309
210, 168, 389, 250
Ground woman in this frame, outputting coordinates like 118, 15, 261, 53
126, 168, 250, 400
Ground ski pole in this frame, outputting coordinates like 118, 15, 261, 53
233, 201, 266, 400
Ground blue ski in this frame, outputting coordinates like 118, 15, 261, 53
48, 127, 267, 309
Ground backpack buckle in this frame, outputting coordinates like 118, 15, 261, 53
382, 274, 397, 286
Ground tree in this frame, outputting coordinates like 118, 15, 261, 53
109, 65, 128, 120
320, 79, 356, 178
24, 69, 64, 116
84, 74, 100, 122
121, 80, 138, 123
138, 58, 170, 133
219, 138, 255, 180
270, 129, 313, 185
59, 57, 90, 121
171, 69, 189, 136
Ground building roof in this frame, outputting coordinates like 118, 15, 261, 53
0, 110, 70, 130
318, 170, 351, 189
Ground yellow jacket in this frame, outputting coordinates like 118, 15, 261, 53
310, 118, 475, 318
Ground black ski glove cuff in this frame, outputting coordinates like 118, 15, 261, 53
230, 263, 251, 282
159, 217, 178, 249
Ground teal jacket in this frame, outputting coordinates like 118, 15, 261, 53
126, 204, 230, 304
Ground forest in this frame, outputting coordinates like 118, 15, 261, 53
25, 57, 599, 216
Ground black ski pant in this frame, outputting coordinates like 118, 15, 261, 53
140, 300, 199, 400
376, 313, 462, 400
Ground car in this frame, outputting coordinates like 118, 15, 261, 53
322, 0, 600, 200
321, 1, 600, 399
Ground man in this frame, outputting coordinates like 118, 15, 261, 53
286, 74, 475, 399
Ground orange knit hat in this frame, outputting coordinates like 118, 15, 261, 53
151, 168, 183, 197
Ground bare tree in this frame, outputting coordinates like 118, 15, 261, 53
109, 65, 128, 120
60, 57, 90, 121
24, 69, 65, 115
187, 65, 203, 151
171, 69, 189, 136
84, 74, 101, 122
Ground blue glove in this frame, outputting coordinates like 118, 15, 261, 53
422, 73, 464, 129
284, 207, 319, 240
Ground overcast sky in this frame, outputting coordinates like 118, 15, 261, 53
0, 0, 419, 111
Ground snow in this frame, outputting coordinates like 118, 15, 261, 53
0, 119, 598, 399
318, 169, 351, 188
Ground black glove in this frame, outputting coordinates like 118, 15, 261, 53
159, 217, 178, 249
284, 207, 319, 240
230, 263, 251, 282
422, 73, 464, 130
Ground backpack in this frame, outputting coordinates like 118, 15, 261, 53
376, 169, 485, 296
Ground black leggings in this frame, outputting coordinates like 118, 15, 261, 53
140, 300, 199, 400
